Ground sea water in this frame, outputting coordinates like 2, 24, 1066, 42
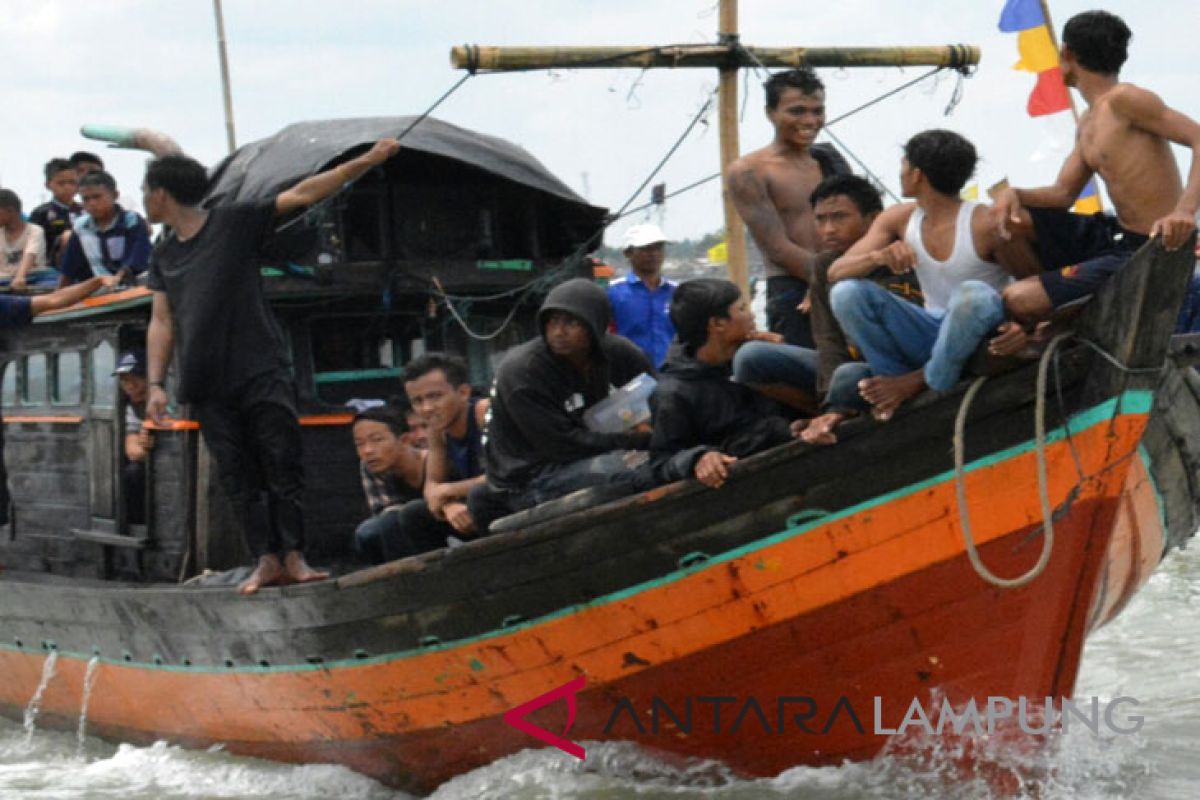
3, 543, 1198, 799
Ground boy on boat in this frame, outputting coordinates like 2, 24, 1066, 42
142, 137, 402, 594
389, 353, 488, 553
59, 171, 152, 288
652, 278, 804, 489
995, 10, 1200, 324
727, 67, 850, 348
826, 129, 1026, 423
0, 189, 48, 290
467, 278, 654, 533
351, 405, 427, 564
28, 158, 81, 268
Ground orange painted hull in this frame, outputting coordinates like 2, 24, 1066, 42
0, 397, 1161, 794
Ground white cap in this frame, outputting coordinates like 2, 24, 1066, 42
622, 223, 667, 249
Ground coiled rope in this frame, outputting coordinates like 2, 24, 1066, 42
952, 332, 1074, 588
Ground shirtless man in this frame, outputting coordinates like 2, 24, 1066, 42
827, 130, 1023, 423
995, 10, 1200, 322
727, 67, 849, 348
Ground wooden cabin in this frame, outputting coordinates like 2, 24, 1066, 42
0, 116, 606, 583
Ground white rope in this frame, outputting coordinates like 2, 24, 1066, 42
952, 333, 1074, 588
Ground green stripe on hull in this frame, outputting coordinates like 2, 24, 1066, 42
0, 390, 1152, 673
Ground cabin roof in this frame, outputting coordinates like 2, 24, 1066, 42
205, 116, 605, 214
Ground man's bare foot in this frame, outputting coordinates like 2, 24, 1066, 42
284, 550, 330, 585
239, 554, 286, 595
859, 372, 926, 422
800, 412, 845, 446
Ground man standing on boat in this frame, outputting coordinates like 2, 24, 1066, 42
994, 10, 1200, 323
142, 138, 401, 594
727, 67, 850, 349
827, 130, 1023, 422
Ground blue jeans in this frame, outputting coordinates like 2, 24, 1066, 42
830, 279, 1004, 392
825, 361, 873, 414
354, 507, 403, 564
732, 341, 819, 394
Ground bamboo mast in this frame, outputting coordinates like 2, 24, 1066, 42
451, 28, 979, 296
212, 0, 238, 153
717, 0, 749, 295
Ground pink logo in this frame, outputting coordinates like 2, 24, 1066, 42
502, 675, 587, 760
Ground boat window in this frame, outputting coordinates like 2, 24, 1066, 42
0, 362, 15, 409
22, 354, 47, 406
92, 341, 117, 408
53, 352, 83, 406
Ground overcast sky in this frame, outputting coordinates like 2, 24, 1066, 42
2, 1, 1196, 244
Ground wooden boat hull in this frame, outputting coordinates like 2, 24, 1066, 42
0, 392, 1159, 793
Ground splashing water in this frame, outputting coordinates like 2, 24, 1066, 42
22, 650, 58, 747
76, 656, 101, 758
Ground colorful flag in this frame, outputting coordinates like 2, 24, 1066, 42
1000, 0, 1101, 213
1074, 179, 1102, 214
998, 0, 1070, 117
707, 241, 728, 264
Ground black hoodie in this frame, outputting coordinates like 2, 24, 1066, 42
484, 279, 654, 491
650, 346, 794, 483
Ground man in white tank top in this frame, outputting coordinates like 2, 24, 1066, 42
825, 130, 1028, 423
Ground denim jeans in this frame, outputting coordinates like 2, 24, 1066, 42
731, 341, 819, 394
830, 278, 1004, 392
825, 361, 873, 414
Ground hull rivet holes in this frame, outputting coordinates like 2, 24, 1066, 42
122, 650, 132, 662
13, 638, 22, 648
182, 659, 192, 667
257, 659, 270, 668
353, 649, 369, 660
678, 551, 710, 569
42, 640, 57, 651
305, 655, 324, 665
420, 636, 441, 648
91, 647, 101, 657
501, 615, 525, 629
152, 655, 164, 666
223, 659, 235, 668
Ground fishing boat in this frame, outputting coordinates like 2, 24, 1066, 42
1, 109, 1199, 794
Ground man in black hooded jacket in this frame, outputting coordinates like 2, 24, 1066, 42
467, 278, 654, 532
652, 278, 803, 488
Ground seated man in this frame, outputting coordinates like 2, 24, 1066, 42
59, 171, 153, 286
653, 279, 804, 488
733, 174, 923, 428
0, 189, 48, 290
351, 405, 427, 564
28, 158, 81, 268
116, 349, 152, 525
467, 278, 653, 533
827, 129, 1023, 424
994, 10, 1199, 325
376, 353, 490, 558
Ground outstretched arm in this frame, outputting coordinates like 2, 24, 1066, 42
29, 276, 105, 316
727, 162, 817, 281
275, 139, 402, 217
993, 149, 1093, 239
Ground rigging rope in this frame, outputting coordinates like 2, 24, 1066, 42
274, 72, 475, 234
